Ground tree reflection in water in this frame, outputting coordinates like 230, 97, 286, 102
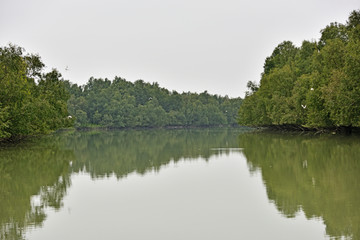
0, 136, 74, 240
239, 132, 360, 239
1, 129, 358, 240
0, 128, 243, 240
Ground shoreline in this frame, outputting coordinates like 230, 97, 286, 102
72, 124, 242, 131
0, 125, 245, 144
256, 124, 360, 135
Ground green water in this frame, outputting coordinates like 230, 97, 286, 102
0, 128, 359, 240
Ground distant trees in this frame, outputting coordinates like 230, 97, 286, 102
0, 43, 242, 141
66, 77, 242, 128
238, 10, 360, 129
0, 45, 73, 140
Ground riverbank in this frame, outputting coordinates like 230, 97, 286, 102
73, 124, 243, 131
257, 124, 360, 135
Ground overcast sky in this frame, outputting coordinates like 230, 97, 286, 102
1, 0, 359, 97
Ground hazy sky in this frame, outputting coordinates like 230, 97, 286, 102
1, 0, 359, 97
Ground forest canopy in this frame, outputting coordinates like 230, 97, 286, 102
0, 44, 242, 141
0, 45, 73, 140
65, 78, 242, 128
238, 10, 360, 129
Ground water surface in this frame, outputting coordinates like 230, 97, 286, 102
0, 128, 359, 239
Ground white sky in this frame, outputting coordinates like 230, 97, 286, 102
0, 0, 359, 97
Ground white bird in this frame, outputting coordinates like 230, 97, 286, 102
310, 88, 314, 91
301, 104, 307, 109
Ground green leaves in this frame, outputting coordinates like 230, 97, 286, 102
0, 44, 71, 140
238, 9, 360, 129
263, 41, 298, 74
67, 78, 242, 128
0, 105, 10, 139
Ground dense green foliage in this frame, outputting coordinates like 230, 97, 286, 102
65, 78, 242, 128
239, 10, 360, 128
0, 45, 73, 140
0, 43, 242, 141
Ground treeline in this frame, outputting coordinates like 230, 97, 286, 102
0, 44, 242, 141
65, 78, 242, 128
239, 10, 360, 129
0, 45, 73, 140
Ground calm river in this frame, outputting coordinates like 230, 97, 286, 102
0, 128, 359, 240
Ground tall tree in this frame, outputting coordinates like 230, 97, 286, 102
238, 9, 360, 130
0, 44, 72, 140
